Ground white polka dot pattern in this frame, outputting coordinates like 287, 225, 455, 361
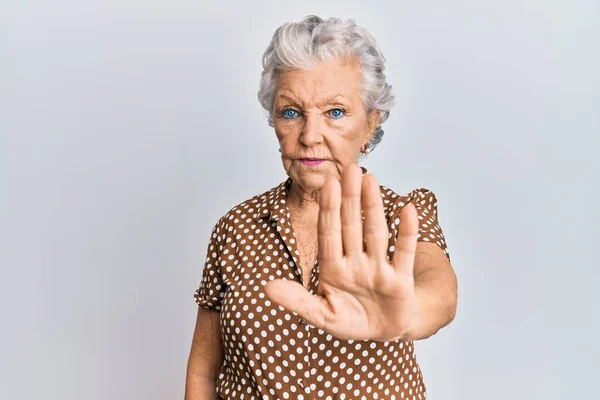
194, 168, 450, 400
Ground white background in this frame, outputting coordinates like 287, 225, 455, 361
1, 1, 598, 399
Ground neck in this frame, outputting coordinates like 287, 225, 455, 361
286, 182, 320, 222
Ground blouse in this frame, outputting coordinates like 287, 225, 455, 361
194, 167, 450, 400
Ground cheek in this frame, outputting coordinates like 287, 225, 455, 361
325, 121, 367, 158
274, 121, 301, 143
327, 116, 368, 143
326, 133, 356, 158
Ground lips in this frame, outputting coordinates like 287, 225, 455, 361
299, 158, 325, 166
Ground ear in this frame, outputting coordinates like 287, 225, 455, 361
365, 109, 381, 142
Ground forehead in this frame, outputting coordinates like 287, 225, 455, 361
275, 58, 363, 105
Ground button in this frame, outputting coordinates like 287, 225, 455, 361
299, 318, 307, 326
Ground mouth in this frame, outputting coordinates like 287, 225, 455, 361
299, 158, 326, 166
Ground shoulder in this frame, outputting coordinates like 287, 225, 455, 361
379, 185, 440, 217
381, 186, 449, 257
212, 181, 285, 231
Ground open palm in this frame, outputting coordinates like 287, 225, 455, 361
264, 164, 419, 341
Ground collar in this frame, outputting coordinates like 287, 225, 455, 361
253, 166, 392, 221
252, 176, 292, 221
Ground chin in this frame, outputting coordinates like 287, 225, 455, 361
291, 169, 330, 190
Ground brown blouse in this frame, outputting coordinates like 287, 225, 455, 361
194, 167, 450, 400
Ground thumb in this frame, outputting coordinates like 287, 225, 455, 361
391, 203, 419, 275
264, 279, 329, 328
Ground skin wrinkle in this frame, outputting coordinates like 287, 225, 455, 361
272, 58, 380, 287
266, 56, 457, 342
187, 18, 457, 399
273, 58, 380, 214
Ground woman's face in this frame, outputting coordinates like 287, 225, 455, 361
272, 58, 380, 194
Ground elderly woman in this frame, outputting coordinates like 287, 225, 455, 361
185, 15, 458, 400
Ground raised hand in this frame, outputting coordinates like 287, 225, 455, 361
264, 164, 420, 341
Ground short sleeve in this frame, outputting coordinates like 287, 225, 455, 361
409, 188, 451, 262
193, 219, 227, 311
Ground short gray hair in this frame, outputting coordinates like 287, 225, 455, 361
257, 15, 395, 152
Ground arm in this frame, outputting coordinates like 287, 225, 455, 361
184, 307, 224, 400
404, 242, 458, 341
263, 171, 457, 343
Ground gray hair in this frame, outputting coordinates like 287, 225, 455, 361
257, 15, 395, 152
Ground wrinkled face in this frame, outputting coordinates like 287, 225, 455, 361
272, 58, 380, 194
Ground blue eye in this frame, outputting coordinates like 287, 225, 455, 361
329, 108, 345, 119
282, 109, 299, 119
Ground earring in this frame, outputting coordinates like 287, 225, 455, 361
278, 148, 282, 153
362, 144, 372, 154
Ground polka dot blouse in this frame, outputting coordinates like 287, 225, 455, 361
194, 167, 451, 400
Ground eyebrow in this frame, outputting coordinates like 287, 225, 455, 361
324, 94, 350, 106
276, 94, 301, 106
276, 92, 349, 107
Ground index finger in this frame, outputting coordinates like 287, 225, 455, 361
318, 177, 343, 264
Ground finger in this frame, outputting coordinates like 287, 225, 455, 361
340, 164, 364, 256
361, 174, 389, 259
318, 177, 343, 264
264, 279, 331, 328
391, 203, 419, 274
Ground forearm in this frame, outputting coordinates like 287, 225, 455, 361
184, 372, 218, 400
186, 308, 223, 400
184, 346, 221, 400
405, 268, 458, 341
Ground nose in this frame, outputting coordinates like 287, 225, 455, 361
299, 114, 324, 147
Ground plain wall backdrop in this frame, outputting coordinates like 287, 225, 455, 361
1, 1, 598, 399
